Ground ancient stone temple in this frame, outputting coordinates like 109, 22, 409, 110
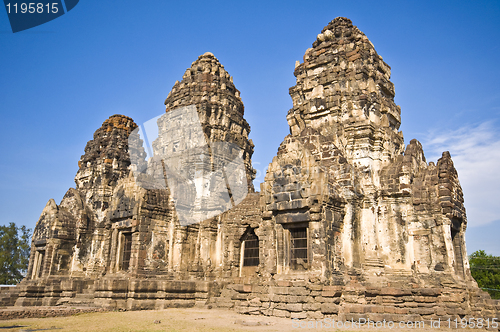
4, 17, 498, 324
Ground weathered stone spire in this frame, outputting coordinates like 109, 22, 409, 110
163, 52, 255, 191
165, 52, 243, 115
75, 114, 139, 213
289, 17, 404, 170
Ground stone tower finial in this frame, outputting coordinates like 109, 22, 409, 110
200, 51, 215, 58
332, 17, 351, 23
165, 52, 242, 110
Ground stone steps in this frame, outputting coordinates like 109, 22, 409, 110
65, 293, 96, 307
63, 284, 96, 307
363, 258, 385, 268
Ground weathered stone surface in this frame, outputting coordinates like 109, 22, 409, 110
5, 16, 498, 326
163, 52, 255, 191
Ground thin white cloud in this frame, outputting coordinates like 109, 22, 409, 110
422, 121, 500, 227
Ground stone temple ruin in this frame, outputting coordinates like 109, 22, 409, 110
2, 17, 499, 324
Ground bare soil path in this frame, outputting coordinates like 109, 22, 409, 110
0, 307, 474, 332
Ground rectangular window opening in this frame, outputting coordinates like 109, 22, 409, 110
36, 251, 45, 278
243, 236, 259, 267
121, 233, 132, 271
290, 227, 308, 270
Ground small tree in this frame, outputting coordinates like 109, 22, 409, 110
469, 250, 500, 299
0, 223, 32, 285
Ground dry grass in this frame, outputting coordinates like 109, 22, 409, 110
0, 308, 286, 332
0, 308, 463, 332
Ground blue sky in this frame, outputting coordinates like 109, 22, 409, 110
1, 1, 499, 255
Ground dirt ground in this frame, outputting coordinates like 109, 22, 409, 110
0, 307, 478, 332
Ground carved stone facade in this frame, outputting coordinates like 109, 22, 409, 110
4, 17, 498, 324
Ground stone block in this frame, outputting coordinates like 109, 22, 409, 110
291, 311, 308, 319
321, 289, 342, 297
276, 280, 292, 287
321, 303, 339, 314
303, 302, 321, 311
269, 294, 285, 302
286, 303, 303, 312
291, 280, 307, 287
307, 311, 324, 320
271, 287, 289, 295
409, 307, 435, 315
284, 295, 308, 303
364, 305, 384, 313
306, 284, 323, 291
365, 287, 381, 296
273, 309, 291, 318
380, 288, 412, 296
289, 287, 310, 296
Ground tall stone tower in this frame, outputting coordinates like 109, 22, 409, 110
75, 115, 139, 221
27, 115, 140, 282
163, 52, 255, 191
131, 52, 257, 226
261, 17, 469, 282
288, 17, 404, 179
